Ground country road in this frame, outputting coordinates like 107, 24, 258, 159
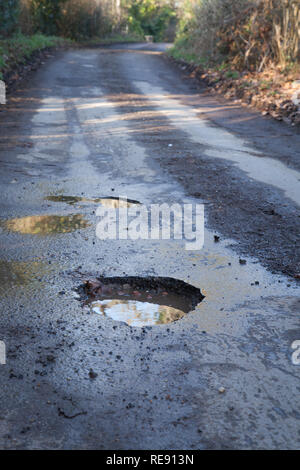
0, 42, 299, 449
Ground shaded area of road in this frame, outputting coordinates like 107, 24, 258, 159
0, 43, 299, 449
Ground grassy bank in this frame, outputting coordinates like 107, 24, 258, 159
0, 32, 146, 81
169, 0, 300, 126
0, 34, 71, 79
167, 41, 208, 67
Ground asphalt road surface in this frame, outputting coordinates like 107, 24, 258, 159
0, 43, 299, 450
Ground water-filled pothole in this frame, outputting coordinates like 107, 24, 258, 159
2, 214, 90, 235
46, 195, 140, 208
80, 276, 204, 327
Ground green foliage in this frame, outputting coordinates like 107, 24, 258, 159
30, 0, 67, 35
168, 44, 208, 66
21, 0, 116, 40
0, 0, 20, 38
225, 70, 239, 79
127, 0, 176, 41
57, 0, 106, 40
0, 33, 69, 78
0, 1, 178, 43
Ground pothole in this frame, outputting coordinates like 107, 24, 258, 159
79, 276, 204, 327
2, 214, 90, 235
46, 195, 140, 208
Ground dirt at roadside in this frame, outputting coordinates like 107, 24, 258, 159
2, 48, 56, 95
169, 57, 300, 127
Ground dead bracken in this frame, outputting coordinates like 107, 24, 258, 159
79, 276, 204, 327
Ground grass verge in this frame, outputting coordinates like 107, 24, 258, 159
0, 34, 72, 80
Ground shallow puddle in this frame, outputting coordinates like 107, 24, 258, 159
0, 259, 52, 288
81, 276, 204, 327
46, 195, 140, 208
2, 214, 90, 235
0, 259, 57, 300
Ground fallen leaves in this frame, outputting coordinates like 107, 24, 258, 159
171, 57, 300, 127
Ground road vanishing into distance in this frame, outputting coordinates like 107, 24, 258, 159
0, 43, 299, 449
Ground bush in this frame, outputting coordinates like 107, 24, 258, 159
57, 0, 110, 39
29, 0, 67, 36
19, 0, 35, 35
0, 33, 68, 79
18, 0, 115, 40
0, 0, 20, 38
128, 0, 176, 41
175, 0, 300, 70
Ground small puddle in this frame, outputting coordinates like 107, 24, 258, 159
0, 259, 53, 288
80, 276, 204, 327
2, 214, 90, 235
46, 195, 140, 208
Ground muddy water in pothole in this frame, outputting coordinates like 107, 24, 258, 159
83, 276, 204, 327
46, 195, 140, 208
2, 214, 90, 235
